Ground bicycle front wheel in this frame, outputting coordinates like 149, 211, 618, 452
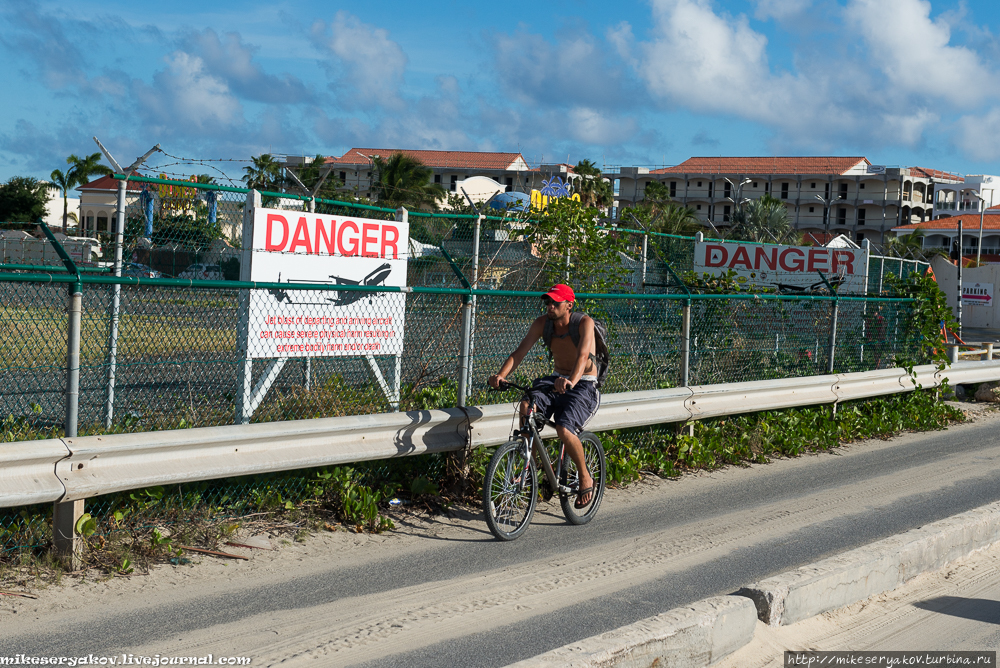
483, 439, 538, 541
559, 431, 606, 525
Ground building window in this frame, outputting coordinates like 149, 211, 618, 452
811, 182, 816, 189
434, 174, 441, 184
696, 204, 702, 210
505, 177, 513, 188
780, 182, 789, 199
857, 232, 865, 241
825, 183, 831, 199
97, 214, 108, 232
708, 205, 714, 219
752, 182, 758, 188
839, 183, 848, 199
697, 181, 702, 187
859, 182, 865, 190
809, 206, 815, 213
367, 171, 371, 178
708, 182, 714, 197
837, 207, 847, 224
669, 181, 677, 197
857, 209, 866, 226
339, 171, 346, 182
723, 181, 731, 199
723, 205, 731, 222
450, 175, 458, 192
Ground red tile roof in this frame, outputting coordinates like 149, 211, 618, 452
907, 166, 963, 182
894, 212, 1000, 231
651, 157, 869, 176
76, 175, 146, 192
327, 148, 526, 171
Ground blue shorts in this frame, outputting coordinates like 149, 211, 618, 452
529, 375, 600, 434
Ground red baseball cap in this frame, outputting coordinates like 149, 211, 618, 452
543, 284, 575, 302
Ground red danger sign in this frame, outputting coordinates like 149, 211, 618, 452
256, 212, 403, 260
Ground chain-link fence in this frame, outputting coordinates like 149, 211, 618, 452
0, 273, 915, 441
0, 174, 924, 554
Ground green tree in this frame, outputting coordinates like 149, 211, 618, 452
371, 153, 446, 209
641, 181, 671, 211
243, 154, 283, 191
572, 159, 613, 209
882, 229, 944, 261
524, 198, 629, 293
285, 155, 345, 200
728, 194, 794, 243
66, 152, 112, 187
0, 176, 53, 223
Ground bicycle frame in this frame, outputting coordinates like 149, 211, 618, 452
514, 391, 574, 497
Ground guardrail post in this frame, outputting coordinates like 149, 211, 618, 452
947, 345, 959, 364
985, 343, 994, 361
54, 278, 83, 569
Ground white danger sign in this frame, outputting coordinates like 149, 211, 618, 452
962, 282, 993, 307
247, 208, 409, 359
694, 241, 869, 294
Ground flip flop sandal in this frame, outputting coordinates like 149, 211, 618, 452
574, 486, 594, 509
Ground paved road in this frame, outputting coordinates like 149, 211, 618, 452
4, 407, 1000, 666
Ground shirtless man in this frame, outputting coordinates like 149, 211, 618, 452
488, 284, 598, 508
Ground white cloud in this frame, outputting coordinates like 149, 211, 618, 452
311, 11, 407, 109
844, 0, 994, 103
566, 108, 637, 145
753, 0, 812, 22
181, 29, 312, 104
490, 28, 632, 109
956, 109, 1000, 161
133, 52, 244, 135
636, 0, 799, 122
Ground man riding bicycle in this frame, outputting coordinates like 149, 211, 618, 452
488, 284, 599, 508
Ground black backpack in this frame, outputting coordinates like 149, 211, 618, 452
542, 311, 610, 389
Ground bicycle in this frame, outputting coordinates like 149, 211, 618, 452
482, 380, 607, 541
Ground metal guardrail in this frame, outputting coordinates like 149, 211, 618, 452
3, 360, 997, 509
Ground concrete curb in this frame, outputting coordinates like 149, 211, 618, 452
505, 595, 757, 668
738, 500, 1000, 626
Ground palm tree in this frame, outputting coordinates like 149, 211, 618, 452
242, 154, 283, 192
728, 194, 794, 243
62, 152, 112, 234
285, 155, 343, 200
572, 159, 613, 209
49, 168, 75, 233
655, 202, 703, 236
66, 153, 112, 185
371, 153, 446, 209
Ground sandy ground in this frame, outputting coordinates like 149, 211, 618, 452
1, 401, 997, 666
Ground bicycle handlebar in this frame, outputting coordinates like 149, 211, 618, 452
493, 379, 531, 393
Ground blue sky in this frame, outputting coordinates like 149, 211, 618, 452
2, 0, 1000, 185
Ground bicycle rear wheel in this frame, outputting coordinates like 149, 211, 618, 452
483, 439, 538, 541
559, 431, 606, 525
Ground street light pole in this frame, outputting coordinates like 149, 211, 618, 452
815, 195, 834, 237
